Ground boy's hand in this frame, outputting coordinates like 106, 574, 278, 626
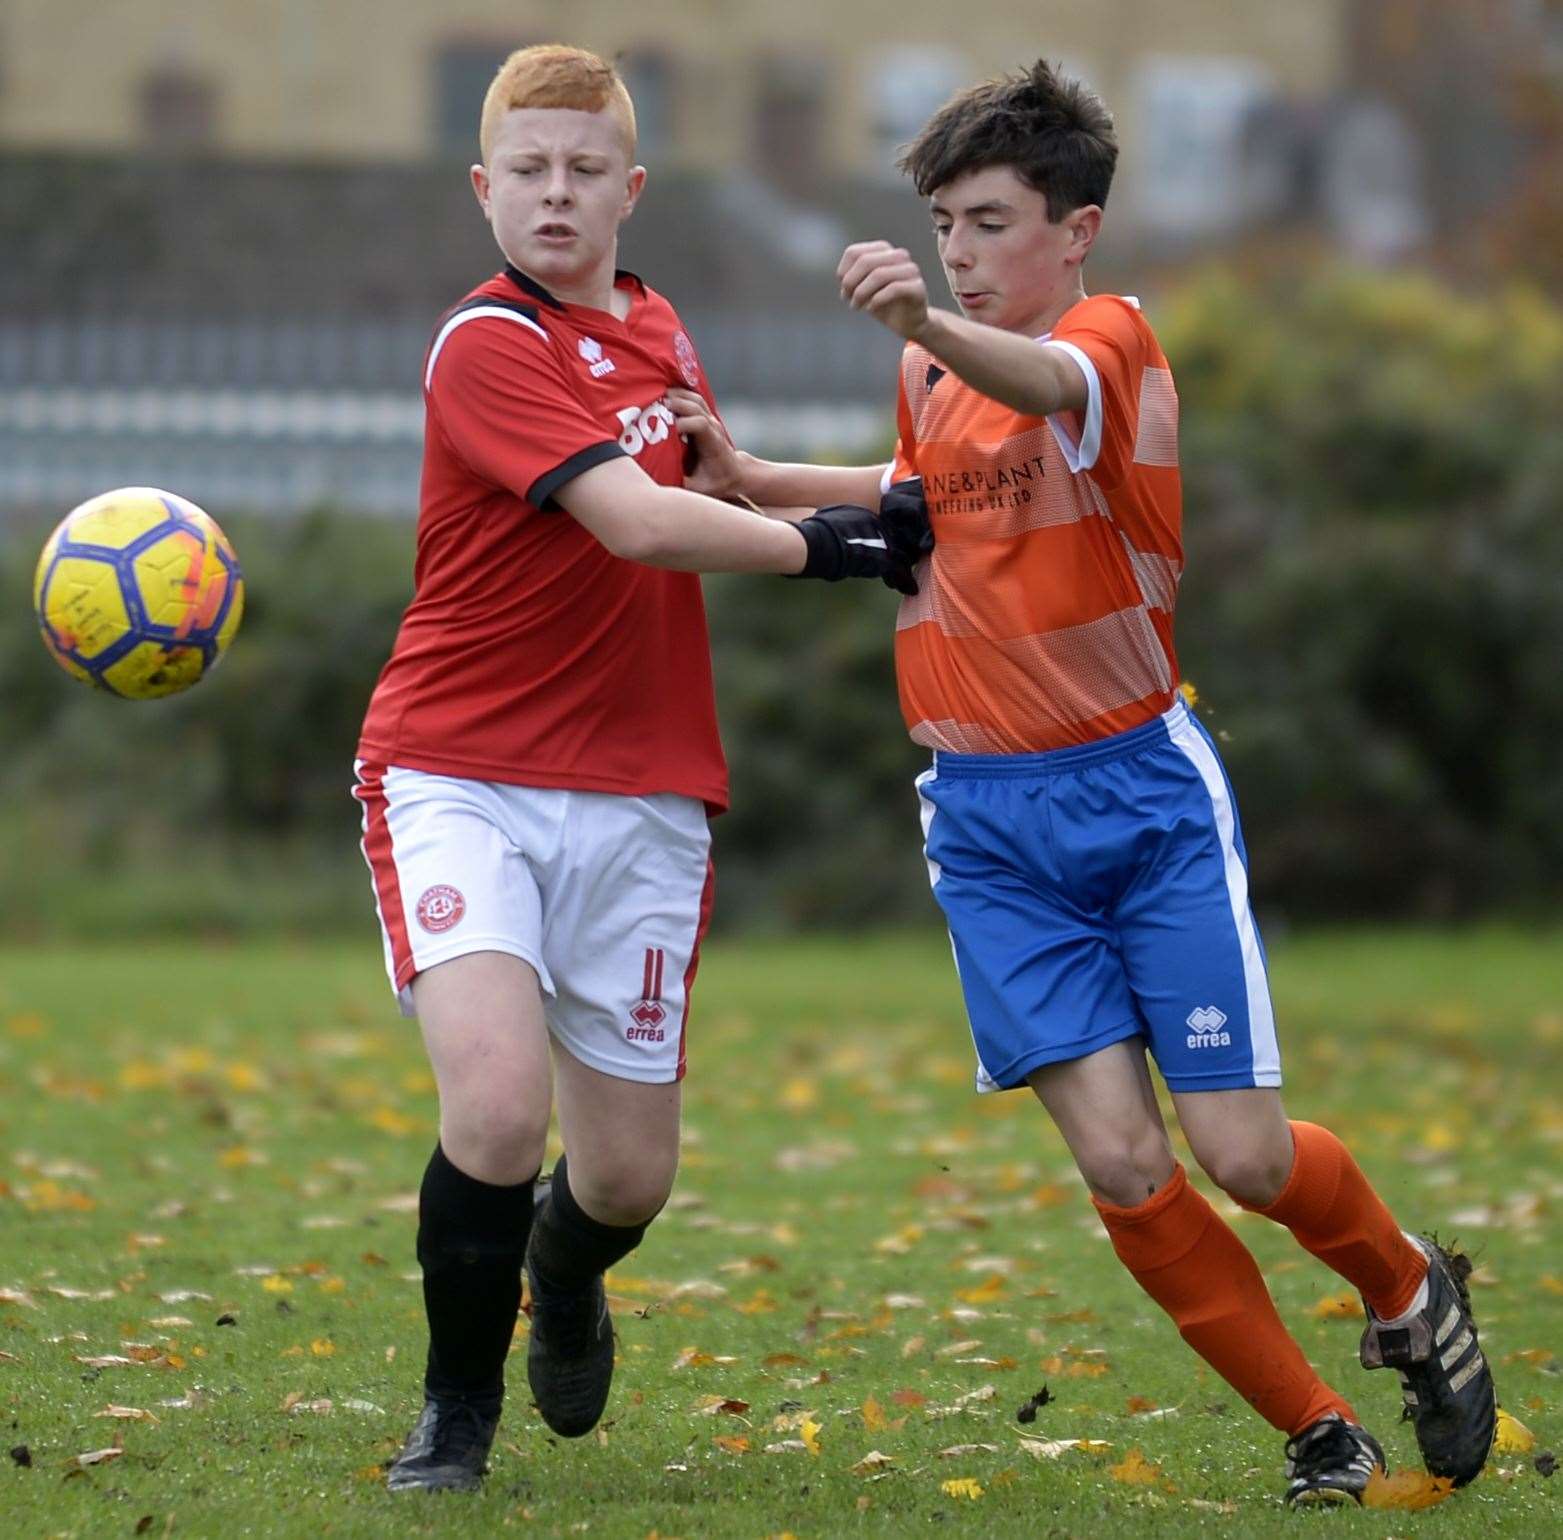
839, 241, 930, 341
878, 476, 933, 585
793, 505, 918, 595
669, 387, 744, 500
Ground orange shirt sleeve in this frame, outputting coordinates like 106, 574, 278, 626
881, 345, 920, 495
1045, 298, 1152, 492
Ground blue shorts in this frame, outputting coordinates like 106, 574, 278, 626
916, 700, 1282, 1094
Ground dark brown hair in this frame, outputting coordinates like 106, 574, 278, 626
898, 59, 1117, 221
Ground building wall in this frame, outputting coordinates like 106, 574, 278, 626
3, 0, 1349, 175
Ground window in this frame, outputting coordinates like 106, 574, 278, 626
618, 50, 672, 158
139, 66, 218, 152
1132, 57, 1288, 238
866, 47, 965, 178
1319, 100, 1426, 262
753, 54, 830, 191
433, 41, 518, 158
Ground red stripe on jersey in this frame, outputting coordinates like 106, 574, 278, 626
642, 948, 655, 1003
653, 947, 665, 1002
676, 860, 717, 1081
354, 763, 415, 990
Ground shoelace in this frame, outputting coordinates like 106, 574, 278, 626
535, 1286, 602, 1358
424, 1400, 494, 1463
1288, 1421, 1364, 1480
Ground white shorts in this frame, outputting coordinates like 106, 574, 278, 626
353, 761, 714, 1083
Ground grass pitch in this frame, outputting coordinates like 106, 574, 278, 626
1, 929, 1559, 1538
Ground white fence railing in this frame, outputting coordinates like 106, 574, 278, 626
0, 314, 902, 396
0, 392, 887, 517
0, 316, 899, 515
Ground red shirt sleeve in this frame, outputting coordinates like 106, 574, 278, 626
1044, 298, 1153, 492
425, 310, 625, 509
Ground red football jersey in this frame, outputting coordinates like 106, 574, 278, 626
357, 265, 729, 810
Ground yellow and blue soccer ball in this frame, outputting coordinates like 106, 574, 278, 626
33, 487, 244, 699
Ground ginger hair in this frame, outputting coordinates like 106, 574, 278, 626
479, 44, 637, 162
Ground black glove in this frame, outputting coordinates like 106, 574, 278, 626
878, 476, 932, 591
793, 505, 918, 595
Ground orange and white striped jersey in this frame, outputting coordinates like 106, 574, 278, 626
887, 293, 1183, 754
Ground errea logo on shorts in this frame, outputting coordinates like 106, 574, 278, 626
627, 947, 668, 1042
616, 398, 677, 457
1186, 1005, 1231, 1049
578, 336, 616, 378
415, 884, 465, 934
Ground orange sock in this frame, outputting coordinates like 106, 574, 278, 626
1094, 1163, 1353, 1437
1245, 1121, 1428, 1321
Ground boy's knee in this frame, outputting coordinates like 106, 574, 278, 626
441, 1102, 549, 1188
1199, 1143, 1292, 1208
564, 1157, 676, 1228
1077, 1133, 1176, 1208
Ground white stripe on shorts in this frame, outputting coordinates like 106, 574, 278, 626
915, 766, 1000, 1094
1162, 705, 1282, 1085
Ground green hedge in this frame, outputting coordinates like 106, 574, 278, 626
1163, 269, 1563, 918
2, 266, 1560, 937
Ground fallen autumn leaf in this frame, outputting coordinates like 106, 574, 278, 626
1361, 1469, 1456, 1510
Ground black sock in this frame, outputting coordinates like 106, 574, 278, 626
529, 1153, 650, 1298
416, 1144, 537, 1406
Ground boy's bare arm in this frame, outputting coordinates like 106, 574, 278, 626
668, 388, 886, 513
740, 459, 886, 515
557, 456, 809, 572
911, 308, 1087, 418
838, 241, 1088, 418
554, 455, 917, 595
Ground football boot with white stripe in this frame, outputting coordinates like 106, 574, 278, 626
1358, 1235, 1497, 1486
1283, 1413, 1386, 1506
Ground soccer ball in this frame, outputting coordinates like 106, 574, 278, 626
33, 487, 245, 699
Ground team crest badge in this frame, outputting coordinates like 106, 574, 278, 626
673, 331, 700, 387
415, 884, 465, 933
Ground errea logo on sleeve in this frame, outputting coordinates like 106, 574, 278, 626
578, 336, 616, 378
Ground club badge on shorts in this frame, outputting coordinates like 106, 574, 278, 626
416, 884, 466, 933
